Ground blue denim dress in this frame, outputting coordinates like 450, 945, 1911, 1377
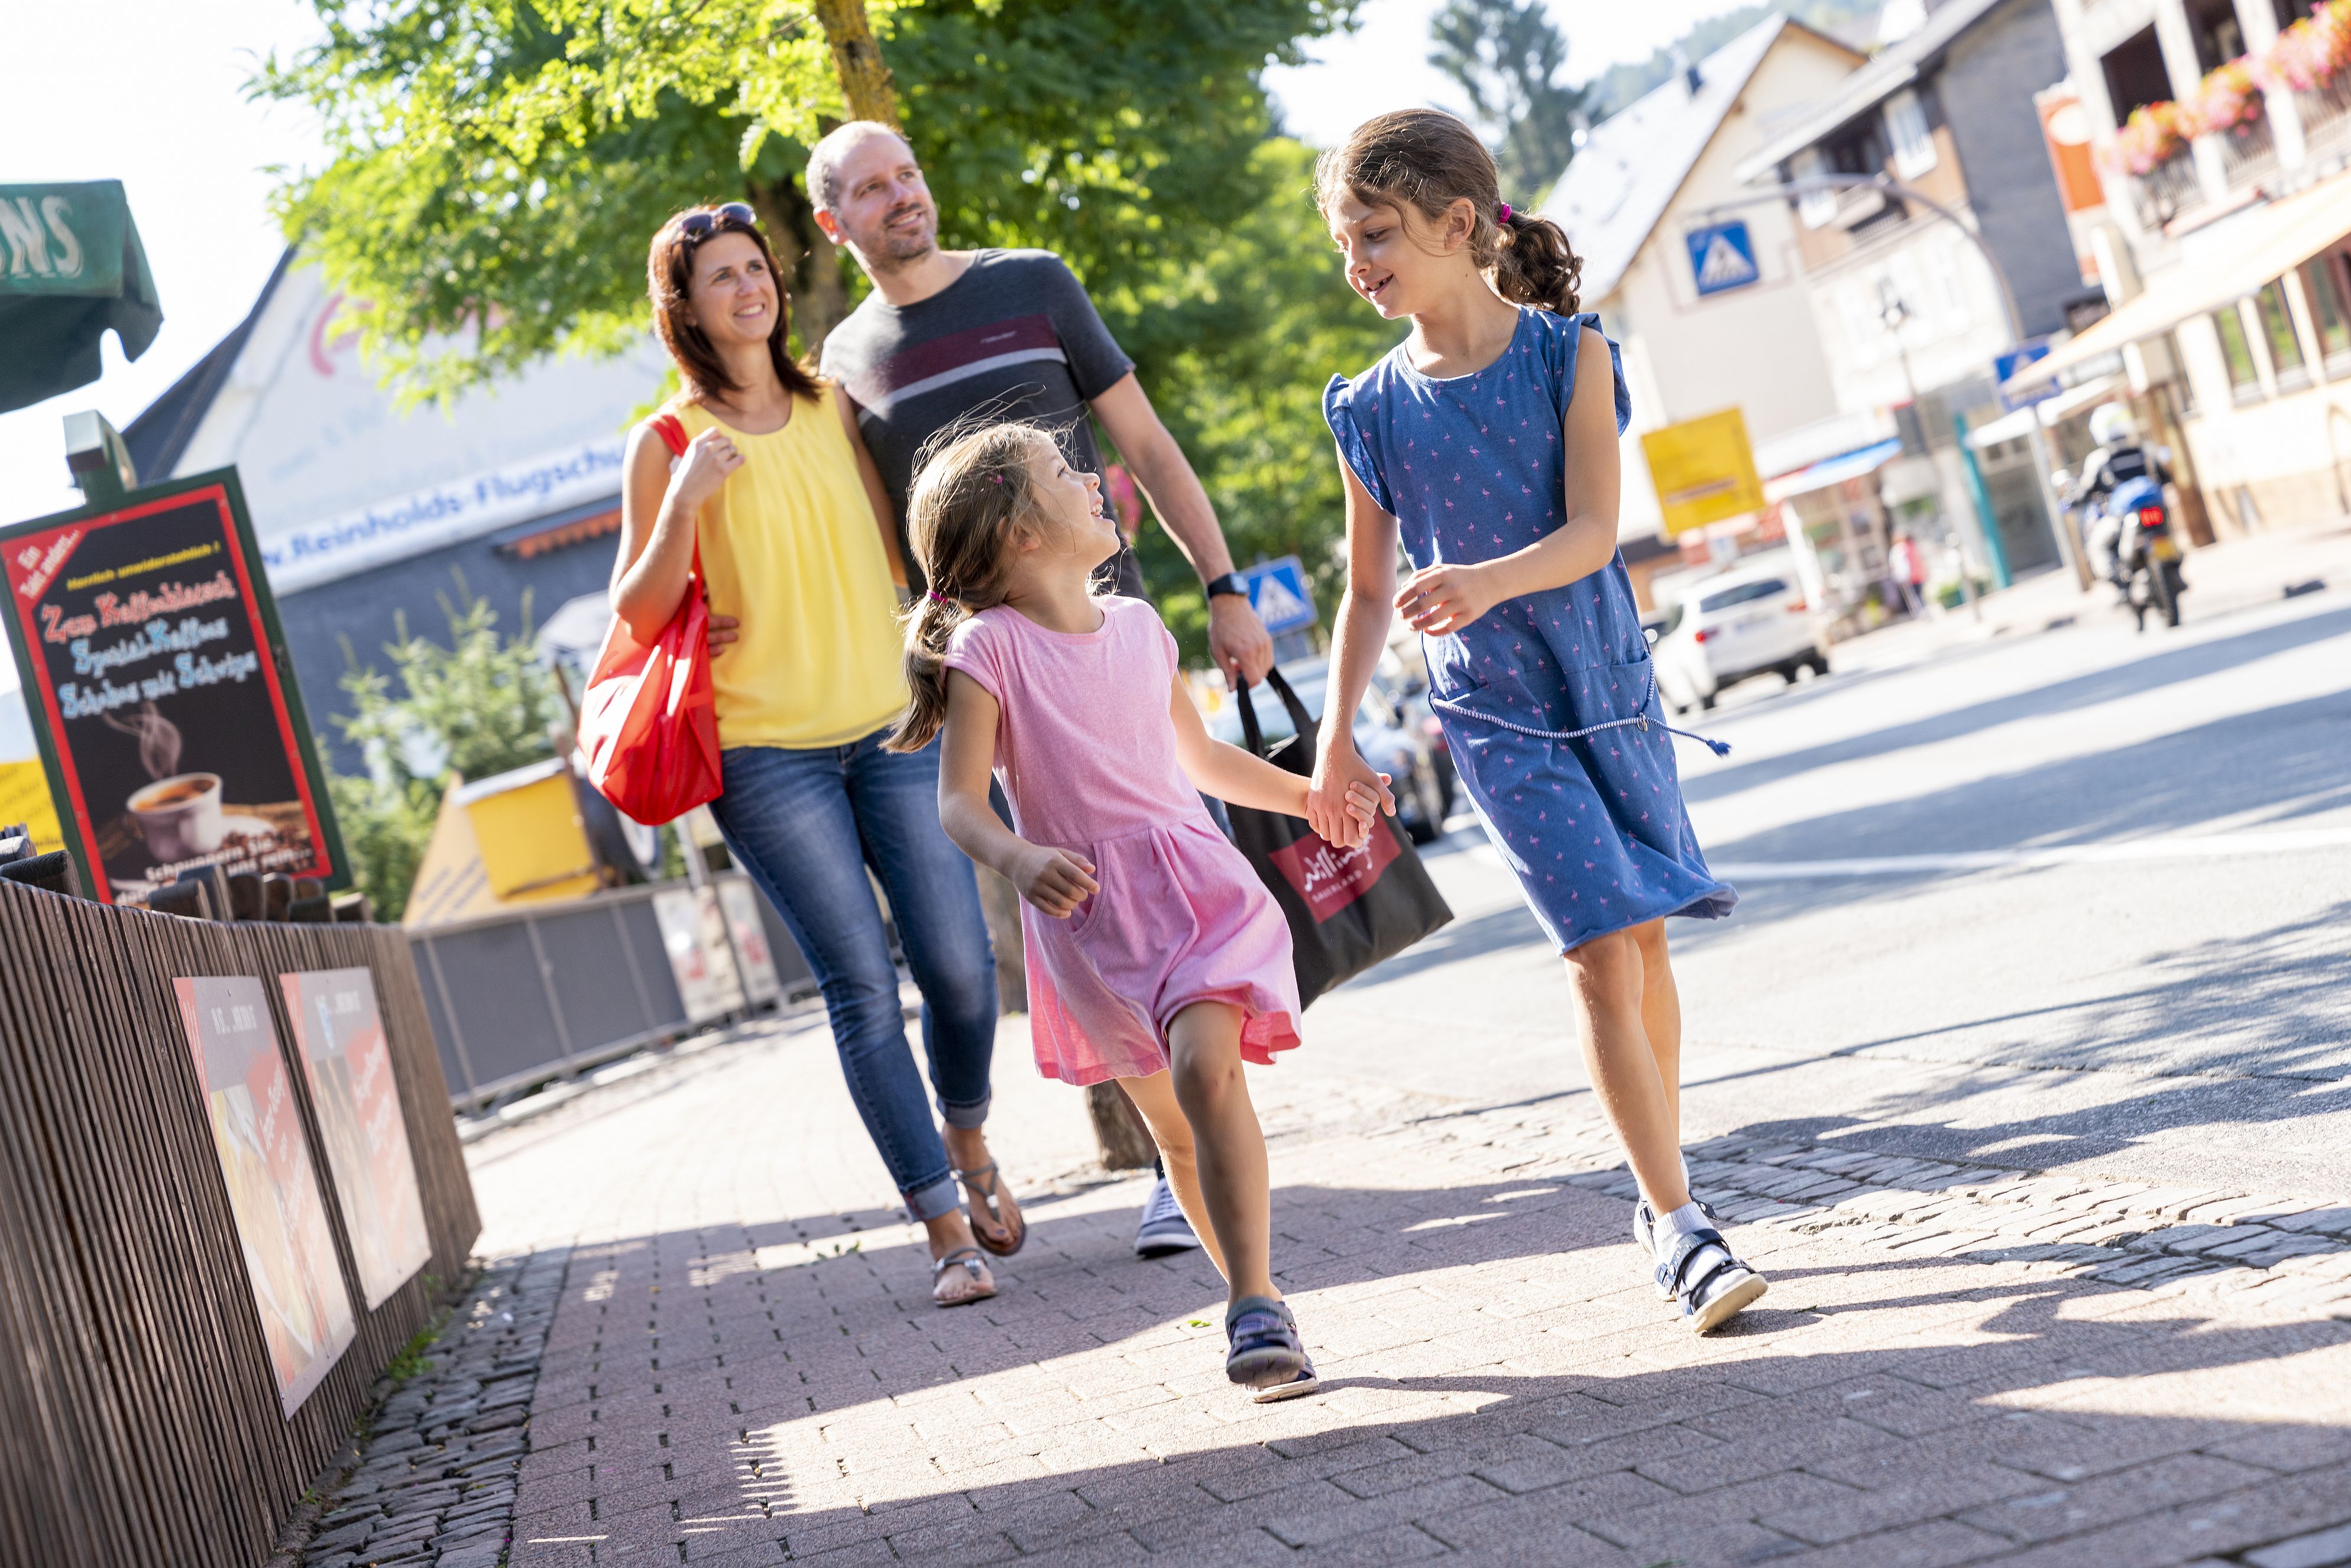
1325, 309, 1735, 952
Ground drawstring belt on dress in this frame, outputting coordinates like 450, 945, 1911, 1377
1430, 664, 1733, 757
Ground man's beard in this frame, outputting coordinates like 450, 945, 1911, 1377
860, 203, 937, 273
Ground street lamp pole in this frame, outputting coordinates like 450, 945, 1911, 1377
1688, 173, 2091, 592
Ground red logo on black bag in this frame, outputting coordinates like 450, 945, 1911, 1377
1267, 826, 1402, 923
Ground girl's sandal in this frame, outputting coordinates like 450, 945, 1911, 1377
1225, 1296, 1318, 1399
954, 1161, 1027, 1257
1655, 1227, 1766, 1334
932, 1247, 996, 1308
1634, 1197, 1721, 1300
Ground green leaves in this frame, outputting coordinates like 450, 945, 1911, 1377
1429, 0, 1589, 206
257, 0, 1356, 400
328, 576, 564, 916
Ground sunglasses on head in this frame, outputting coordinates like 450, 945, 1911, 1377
676, 202, 757, 242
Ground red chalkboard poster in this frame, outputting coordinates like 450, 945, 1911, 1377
0, 469, 345, 903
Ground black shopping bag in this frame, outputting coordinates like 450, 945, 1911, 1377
1226, 669, 1452, 1007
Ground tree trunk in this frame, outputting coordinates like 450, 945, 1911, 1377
746, 176, 849, 354
1087, 1083, 1160, 1172
811, 0, 901, 128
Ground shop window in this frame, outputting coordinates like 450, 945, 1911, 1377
2300, 252, 2351, 370
2214, 305, 2263, 399
2254, 279, 2309, 387
1886, 89, 1937, 180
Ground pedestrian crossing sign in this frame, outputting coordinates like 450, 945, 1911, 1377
1241, 556, 1317, 633
1686, 221, 1760, 297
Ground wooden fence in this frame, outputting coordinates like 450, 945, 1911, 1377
0, 880, 480, 1568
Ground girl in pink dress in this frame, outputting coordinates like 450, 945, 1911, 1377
888, 421, 1382, 1401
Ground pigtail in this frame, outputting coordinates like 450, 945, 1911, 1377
888, 592, 965, 753
1493, 210, 1583, 316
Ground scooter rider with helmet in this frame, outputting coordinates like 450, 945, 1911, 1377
2072, 404, 2172, 590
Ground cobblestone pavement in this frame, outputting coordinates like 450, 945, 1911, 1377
308, 1004, 2351, 1568
289, 1252, 568, 1568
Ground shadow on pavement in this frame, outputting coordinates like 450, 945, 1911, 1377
504, 1164, 2351, 1566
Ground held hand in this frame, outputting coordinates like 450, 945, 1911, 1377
1329, 779, 1389, 851
671, 427, 744, 510
1207, 592, 1275, 685
1395, 561, 1501, 636
1010, 843, 1100, 919
705, 614, 741, 659
1307, 741, 1395, 847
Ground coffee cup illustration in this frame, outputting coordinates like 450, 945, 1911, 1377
129, 772, 226, 861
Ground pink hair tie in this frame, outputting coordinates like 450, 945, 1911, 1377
926, 589, 955, 607
1497, 202, 1513, 223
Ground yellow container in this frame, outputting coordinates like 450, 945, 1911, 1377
454, 759, 601, 903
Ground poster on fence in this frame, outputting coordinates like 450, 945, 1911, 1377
280, 967, 430, 1310
173, 975, 355, 1415
0, 472, 345, 903
652, 886, 744, 1023
715, 878, 782, 1006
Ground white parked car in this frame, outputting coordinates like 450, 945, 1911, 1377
1650, 568, 1828, 712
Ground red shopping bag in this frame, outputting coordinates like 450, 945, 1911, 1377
578, 414, 723, 825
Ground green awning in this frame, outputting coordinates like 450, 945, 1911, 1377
0, 180, 162, 415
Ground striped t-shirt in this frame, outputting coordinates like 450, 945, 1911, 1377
820, 249, 1141, 592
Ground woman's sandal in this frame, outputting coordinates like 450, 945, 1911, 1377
1655, 1227, 1767, 1334
954, 1161, 1027, 1257
932, 1246, 996, 1308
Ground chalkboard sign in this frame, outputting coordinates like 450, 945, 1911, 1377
0, 469, 345, 903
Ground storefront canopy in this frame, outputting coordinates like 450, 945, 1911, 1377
2007, 168, 2351, 396
1762, 438, 1903, 503
0, 180, 161, 415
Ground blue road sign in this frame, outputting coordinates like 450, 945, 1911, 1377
1241, 556, 1317, 633
1686, 221, 1759, 297
1994, 337, 2056, 413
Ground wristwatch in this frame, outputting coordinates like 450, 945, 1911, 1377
1205, 571, 1248, 600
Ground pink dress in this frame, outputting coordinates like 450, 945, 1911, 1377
945, 595, 1301, 1085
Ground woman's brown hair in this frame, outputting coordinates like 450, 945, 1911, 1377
885, 423, 1057, 753
646, 205, 823, 403
1315, 109, 1584, 315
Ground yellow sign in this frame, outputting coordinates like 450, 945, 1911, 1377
0, 759, 64, 854
1640, 407, 1764, 538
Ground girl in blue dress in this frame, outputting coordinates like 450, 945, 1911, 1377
1306, 110, 1764, 1334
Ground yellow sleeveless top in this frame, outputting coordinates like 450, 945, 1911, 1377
677, 388, 908, 749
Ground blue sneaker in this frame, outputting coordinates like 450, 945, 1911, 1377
1134, 1174, 1202, 1258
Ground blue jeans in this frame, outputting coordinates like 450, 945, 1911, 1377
711, 733, 998, 1222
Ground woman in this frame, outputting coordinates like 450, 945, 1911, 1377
612, 203, 1019, 1307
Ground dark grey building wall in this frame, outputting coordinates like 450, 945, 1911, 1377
1937, 0, 2086, 340
274, 498, 620, 777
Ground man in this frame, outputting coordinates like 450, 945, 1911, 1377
810, 120, 1274, 1260
2073, 403, 2173, 593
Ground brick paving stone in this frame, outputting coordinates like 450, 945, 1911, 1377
296, 1007, 2351, 1567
